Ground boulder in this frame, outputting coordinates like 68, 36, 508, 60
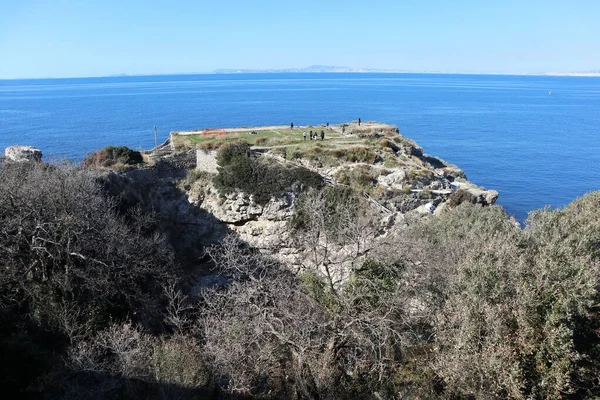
5, 146, 42, 162
415, 202, 436, 215
466, 188, 499, 206
378, 170, 407, 188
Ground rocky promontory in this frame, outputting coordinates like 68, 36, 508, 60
143, 121, 499, 275
3, 122, 498, 277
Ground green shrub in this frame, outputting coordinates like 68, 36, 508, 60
213, 141, 323, 204
400, 201, 600, 399
215, 141, 252, 165
82, 146, 143, 168
185, 169, 214, 184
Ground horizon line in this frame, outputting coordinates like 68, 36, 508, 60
1, 69, 600, 81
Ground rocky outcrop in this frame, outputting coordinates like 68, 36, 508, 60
378, 170, 408, 188
142, 123, 501, 275
468, 188, 500, 206
5, 146, 42, 162
187, 181, 299, 262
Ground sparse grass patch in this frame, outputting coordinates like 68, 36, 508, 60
353, 127, 375, 135
333, 164, 376, 188
407, 168, 434, 184
271, 147, 287, 159
198, 141, 224, 151
377, 138, 400, 153
330, 146, 378, 164
185, 169, 214, 184
419, 188, 433, 199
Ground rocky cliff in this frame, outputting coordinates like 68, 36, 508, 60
146, 122, 498, 278
3, 122, 498, 279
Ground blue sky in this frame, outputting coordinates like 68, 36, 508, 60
1, 0, 599, 78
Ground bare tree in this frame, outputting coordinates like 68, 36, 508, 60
291, 186, 385, 294
200, 233, 407, 398
0, 161, 175, 341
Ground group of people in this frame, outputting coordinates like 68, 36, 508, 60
303, 130, 325, 141
291, 118, 362, 140
292, 119, 360, 129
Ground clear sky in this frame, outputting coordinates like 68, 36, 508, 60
1, 0, 599, 78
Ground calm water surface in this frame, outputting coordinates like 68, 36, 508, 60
1, 73, 599, 221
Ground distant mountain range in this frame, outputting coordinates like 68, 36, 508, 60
212, 66, 600, 76
213, 65, 396, 74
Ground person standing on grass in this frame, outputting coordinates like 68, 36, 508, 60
358, 117, 361, 126
303, 131, 306, 141
321, 130, 324, 140
291, 122, 294, 130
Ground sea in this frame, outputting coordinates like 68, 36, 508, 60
1, 73, 599, 222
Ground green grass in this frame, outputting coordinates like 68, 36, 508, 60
172, 128, 309, 150
171, 124, 406, 169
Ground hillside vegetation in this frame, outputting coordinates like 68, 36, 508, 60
172, 122, 493, 219
2, 155, 600, 399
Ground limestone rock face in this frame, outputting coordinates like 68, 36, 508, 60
437, 166, 467, 180
378, 170, 407, 188
201, 190, 296, 225
197, 187, 298, 258
5, 146, 42, 162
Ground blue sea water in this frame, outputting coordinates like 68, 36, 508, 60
1, 73, 599, 221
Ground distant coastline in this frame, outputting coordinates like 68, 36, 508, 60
2, 66, 600, 81
212, 65, 600, 77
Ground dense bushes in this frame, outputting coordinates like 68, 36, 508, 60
0, 162, 176, 397
213, 141, 324, 204
3, 155, 600, 399
82, 145, 143, 168
0, 162, 174, 328
200, 235, 403, 399
289, 196, 600, 398
394, 201, 600, 399
291, 185, 361, 238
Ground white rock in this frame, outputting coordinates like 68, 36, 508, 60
378, 170, 407, 188
5, 146, 42, 162
415, 202, 436, 214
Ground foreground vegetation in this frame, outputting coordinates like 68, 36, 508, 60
1, 158, 600, 399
